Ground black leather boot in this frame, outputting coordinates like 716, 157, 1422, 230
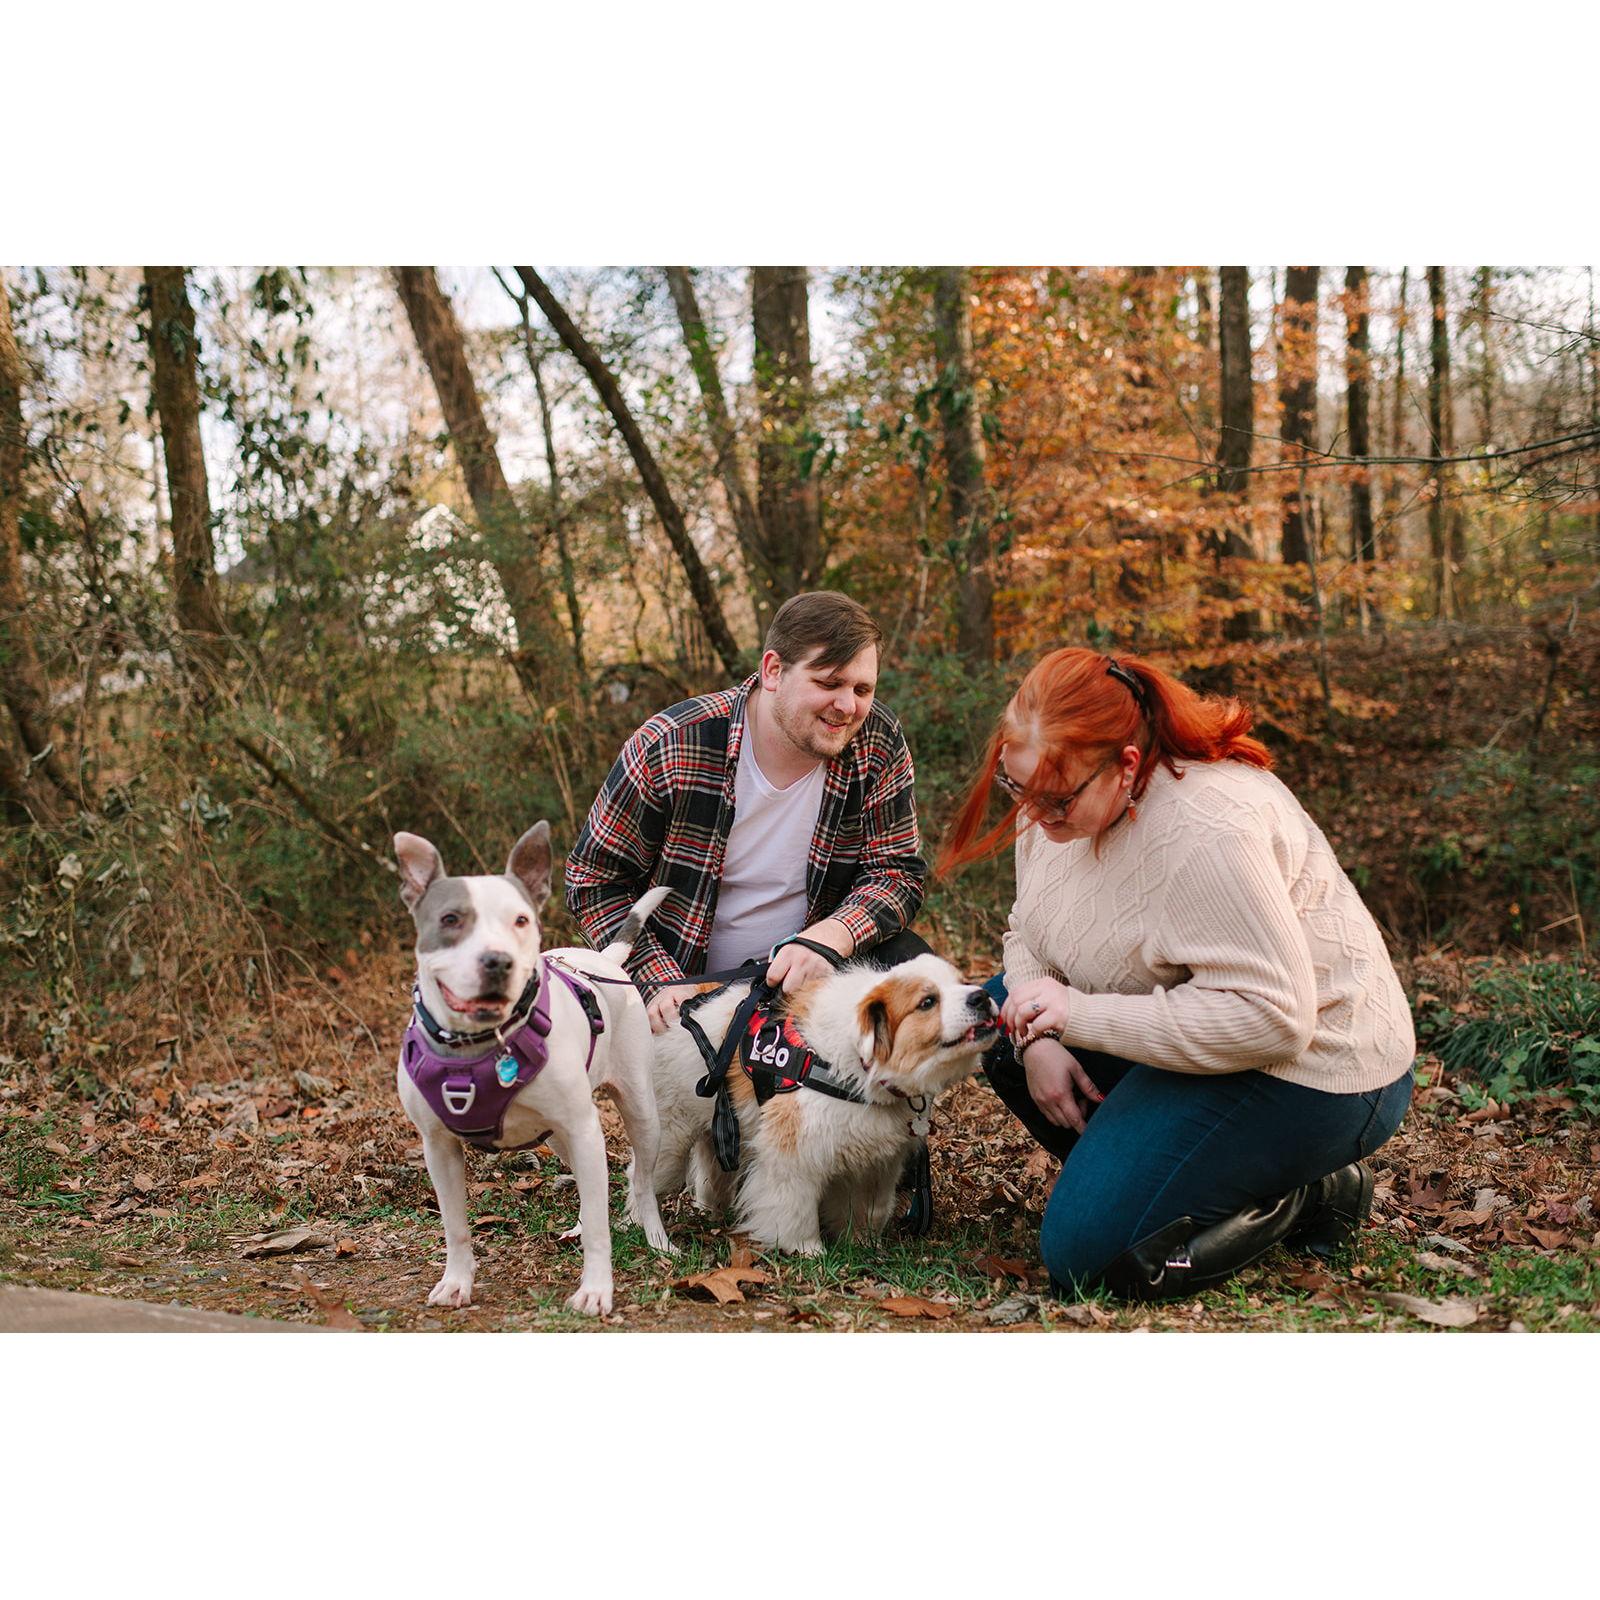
1092, 1187, 1314, 1302
1283, 1161, 1375, 1256
1090, 1162, 1376, 1302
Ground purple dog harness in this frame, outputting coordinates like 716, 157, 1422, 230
402, 955, 627, 1151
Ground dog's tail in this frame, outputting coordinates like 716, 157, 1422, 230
600, 886, 671, 963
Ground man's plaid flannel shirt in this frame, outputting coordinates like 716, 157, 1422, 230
564, 675, 925, 1000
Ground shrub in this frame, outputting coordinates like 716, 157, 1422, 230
1416, 958, 1600, 1111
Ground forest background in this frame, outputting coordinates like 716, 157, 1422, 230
2, 258, 1597, 1336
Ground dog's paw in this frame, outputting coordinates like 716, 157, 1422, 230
427, 1274, 475, 1308
644, 1223, 677, 1255
567, 1280, 613, 1317
557, 1223, 583, 1243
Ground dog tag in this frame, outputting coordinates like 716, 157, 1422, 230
496, 1055, 519, 1088
907, 1095, 930, 1138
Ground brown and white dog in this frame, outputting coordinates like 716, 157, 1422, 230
650, 953, 999, 1254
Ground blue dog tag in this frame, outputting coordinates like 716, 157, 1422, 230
496, 1055, 519, 1088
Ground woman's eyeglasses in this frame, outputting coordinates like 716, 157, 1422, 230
994, 758, 1109, 823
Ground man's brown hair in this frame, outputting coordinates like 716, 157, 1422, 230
763, 591, 883, 671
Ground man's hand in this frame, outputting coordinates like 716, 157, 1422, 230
646, 982, 706, 1036
765, 918, 855, 995
1020, 1037, 1104, 1134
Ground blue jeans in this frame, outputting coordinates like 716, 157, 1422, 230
981, 973, 1413, 1290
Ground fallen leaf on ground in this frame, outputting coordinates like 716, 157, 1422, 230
1021, 1150, 1055, 1185
1526, 1225, 1569, 1250
727, 1236, 757, 1270
1462, 1101, 1511, 1125
1054, 1303, 1103, 1327
239, 1226, 331, 1258
334, 1238, 360, 1257
1288, 1268, 1336, 1293
986, 1293, 1039, 1325
1416, 1251, 1481, 1278
675, 1266, 773, 1305
472, 1214, 511, 1228
879, 1295, 959, 1319
1420, 1233, 1472, 1255
1373, 1292, 1479, 1327
131, 1172, 158, 1194
1440, 1207, 1496, 1229
44, 1139, 70, 1157
292, 1268, 363, 1331
972, 1252, 1030, 1280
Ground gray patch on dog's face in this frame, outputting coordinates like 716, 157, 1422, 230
413, 878, 477, 953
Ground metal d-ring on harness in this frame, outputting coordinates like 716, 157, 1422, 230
678, 935, 868, 1174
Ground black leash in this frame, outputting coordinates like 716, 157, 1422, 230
681, 978, 771, 1172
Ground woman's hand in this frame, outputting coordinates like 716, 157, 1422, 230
1019, 1037, 1104, 1134
1002, 977, 1072, 1046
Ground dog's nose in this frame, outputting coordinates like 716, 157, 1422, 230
966, 988, 998, 1015
479, 950, 514, 981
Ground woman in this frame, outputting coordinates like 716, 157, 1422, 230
939, 648, 1415, 1300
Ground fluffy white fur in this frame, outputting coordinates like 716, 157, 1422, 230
651, 952, 998, 1254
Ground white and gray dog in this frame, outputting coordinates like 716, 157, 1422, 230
394, 821, 673, 1315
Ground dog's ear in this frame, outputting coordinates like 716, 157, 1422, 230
855, 982, 896, 1069
506, 821, 552, 906
394, 833, 444, 911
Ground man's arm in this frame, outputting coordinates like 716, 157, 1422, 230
563, 728, 687, 1000
822, 716, 926, 956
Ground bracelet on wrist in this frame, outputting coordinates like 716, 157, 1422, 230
1018, 1028, 1062, 1060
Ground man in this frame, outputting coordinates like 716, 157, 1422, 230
566, 591, 930, 1034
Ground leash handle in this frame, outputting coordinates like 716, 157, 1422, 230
768, 934, 846, 969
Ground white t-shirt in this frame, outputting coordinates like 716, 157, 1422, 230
705, 734, 826, 971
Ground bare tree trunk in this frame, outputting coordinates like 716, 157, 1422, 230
1277, 266, 1320, 569
1216, 266, 1257, 641
931, 267, 993, 663
1426, 265, 1454, 619
1344, 267, 1376, 636
392, 267, 566, 688
1384, 266, 1411, 566
514, 266, 743, 677
0, 272, 75, 817
1193, 269, 1216, 438
751, 267, 823, 596
144, 267, 228, 677
663, 266, 775, 630
490, 265, 588, 682
529, 351, 586, 683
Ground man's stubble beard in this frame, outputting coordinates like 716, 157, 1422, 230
770, 690, 857, 765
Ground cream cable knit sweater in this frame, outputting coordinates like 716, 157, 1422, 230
1003, 760, 1416, 1094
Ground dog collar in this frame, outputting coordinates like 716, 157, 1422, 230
412, 966, 543, 1050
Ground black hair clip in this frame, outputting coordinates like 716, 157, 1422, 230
1105, 656, 1150, 713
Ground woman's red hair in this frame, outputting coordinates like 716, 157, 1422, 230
936, 648, 1273, 874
